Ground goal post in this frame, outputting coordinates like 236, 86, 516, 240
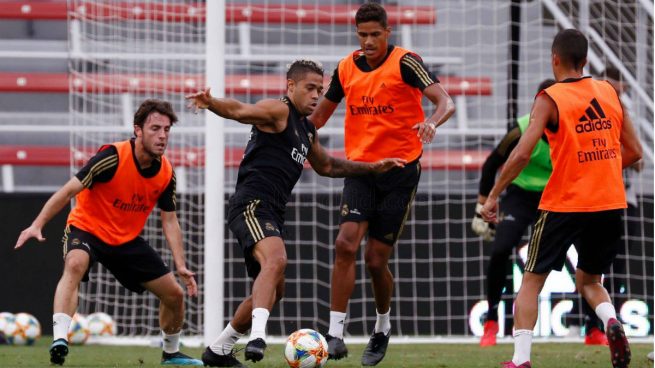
203, 0, 225, 347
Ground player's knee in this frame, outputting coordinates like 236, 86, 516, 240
520, 272, 548, 294
262, 255, 287, 275
171, 283, 184, 301
162, 284, 184, 307
575, 277, 598, 294
64, 255, 88, 277
335, 237, 358, 260
575, 270, 602, 291
364, 252, 388, 274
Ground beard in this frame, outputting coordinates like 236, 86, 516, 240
143, 141, 166, 158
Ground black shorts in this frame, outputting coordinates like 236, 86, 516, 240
339, 159, 421, 245
227, 198, 284, 278
62, 225, 170, 293
492, 185, 542, 255
525, 209, 623, 274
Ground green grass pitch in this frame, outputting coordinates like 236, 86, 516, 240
0, 339, 652, 367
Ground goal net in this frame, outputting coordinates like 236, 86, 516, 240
70, 0, 653, 343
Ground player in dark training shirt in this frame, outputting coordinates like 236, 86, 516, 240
186, 60, 406, 367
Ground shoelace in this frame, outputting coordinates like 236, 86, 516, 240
230, 346, 245, 357
213, 346, 243, 358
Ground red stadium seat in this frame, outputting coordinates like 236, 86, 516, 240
0, 2, 436, 24
0, 72, 492, 96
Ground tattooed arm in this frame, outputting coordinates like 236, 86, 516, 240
306, 131, 406, 177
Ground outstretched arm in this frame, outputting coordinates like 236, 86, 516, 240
15, 177, 84, 249
186, 87, 287, 127
307, 131, 406, 177
161, 210, 197, 297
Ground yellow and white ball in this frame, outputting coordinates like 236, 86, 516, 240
0, 312, 15, 344
284, 329, 329, 368
11, 313, 41, 345
87, 312, 116, 337
68, 313, 90, 345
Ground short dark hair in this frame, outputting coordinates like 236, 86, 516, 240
604, 66, 622, 82
286, 59, 324, 81
355, 2, 387, 28
537, 79, 556, 93
552, 29, 588, 69
133, 99, 178, 131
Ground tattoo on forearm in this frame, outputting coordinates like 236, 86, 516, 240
328, 157, 372, 177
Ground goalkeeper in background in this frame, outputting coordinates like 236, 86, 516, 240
14, 99, 203, 366
472, 78, 608, 347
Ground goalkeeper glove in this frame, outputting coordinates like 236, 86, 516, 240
471, 203, 495, 242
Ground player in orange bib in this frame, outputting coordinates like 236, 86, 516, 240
14, 100, 202, 366
481, 29, 642, 368
309, 3, 455, 365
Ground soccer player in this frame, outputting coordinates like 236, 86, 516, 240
14, 99, 203, 366
473, 78, 609, 347
481, 29, 642, 368
308, 2, 455, 365
185, 60, 406, 367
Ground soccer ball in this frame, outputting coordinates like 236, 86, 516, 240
11, 313, 41, 345
68, 313, 90, 345
0, 312, 15, 344
0, 312, 14, 331
87, 312, 116, 336
284, 329, 329, 368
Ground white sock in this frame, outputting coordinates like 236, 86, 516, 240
249, 308, 269, 341
328, 311, 347, 339
595, 302, 617, 328
52, 313, 72, 342
162, 331, 181, 354
210, 323, 245, 355
374, 308, 391, 335
512, 329, 533, 365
